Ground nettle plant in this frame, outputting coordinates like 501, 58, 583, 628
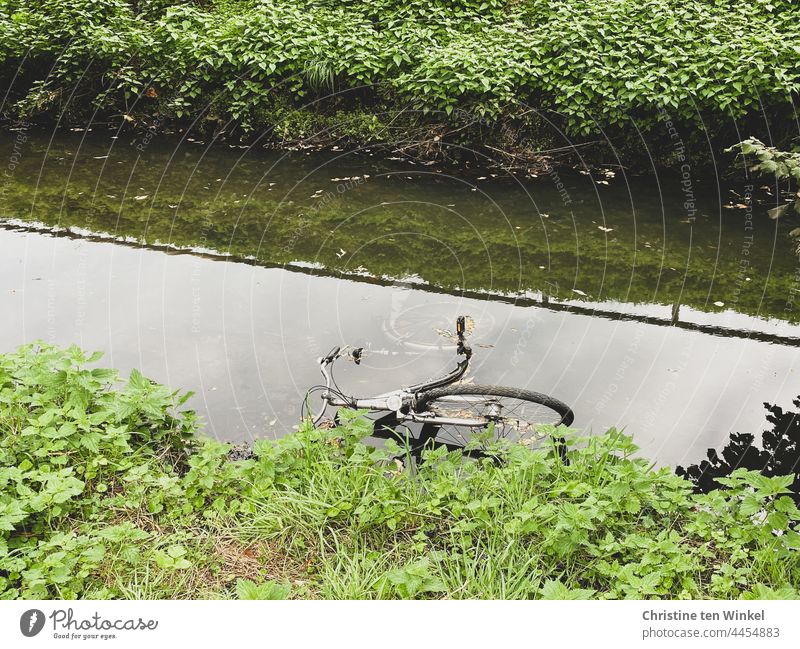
0, 344, 196, 598
1, 1, 799, 137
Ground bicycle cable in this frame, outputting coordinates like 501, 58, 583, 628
300, 384, 356, 422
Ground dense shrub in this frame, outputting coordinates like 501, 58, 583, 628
1, 343, 799, 599
0, 1, 798, 140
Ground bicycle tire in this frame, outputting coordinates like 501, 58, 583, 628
415, 384, 574, 448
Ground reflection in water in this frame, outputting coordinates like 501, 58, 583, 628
1, 130, 799, 325
677, 396, 800, 504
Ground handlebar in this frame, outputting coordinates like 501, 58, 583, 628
310, 315, 473, 425
322, 345, 341, 363
319, 316, 472, 367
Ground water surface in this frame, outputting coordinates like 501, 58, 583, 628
1, 129, 798, 466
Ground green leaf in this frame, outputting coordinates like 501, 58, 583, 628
539, 579, 595, 600
236, 579, 290, 600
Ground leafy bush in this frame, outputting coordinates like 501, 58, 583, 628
0, 344, 196, 597
1, 1, 798, 140
1, 343, 799, 599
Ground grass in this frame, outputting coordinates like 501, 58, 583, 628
1, 343, 799, 600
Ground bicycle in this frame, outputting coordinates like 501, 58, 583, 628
306, 316, 574, 454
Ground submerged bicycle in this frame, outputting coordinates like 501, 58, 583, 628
306, 316, 574, 452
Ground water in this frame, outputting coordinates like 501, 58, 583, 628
1, 128, 799, 467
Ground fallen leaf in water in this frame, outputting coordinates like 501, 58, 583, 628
768, 204, 790, 220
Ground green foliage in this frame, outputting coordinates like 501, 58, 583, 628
1, 1, 798, 137
236, 578, 290, 600
376, 558, 446, 598
0, 344, 197, 597
1, 344, 799, 599
538, 579, 594, 600
729, 138, 800, 218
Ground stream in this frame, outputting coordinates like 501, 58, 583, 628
1, 128, 798, 468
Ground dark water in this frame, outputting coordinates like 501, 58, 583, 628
1, 129, 799, 467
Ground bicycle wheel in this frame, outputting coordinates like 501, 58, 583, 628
415, 384, 574, 449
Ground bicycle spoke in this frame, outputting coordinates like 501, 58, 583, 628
424, 394, 565, 448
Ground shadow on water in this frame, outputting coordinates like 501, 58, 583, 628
677, 396, 800, 504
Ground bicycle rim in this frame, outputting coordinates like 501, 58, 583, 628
416, 384, 573, 449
